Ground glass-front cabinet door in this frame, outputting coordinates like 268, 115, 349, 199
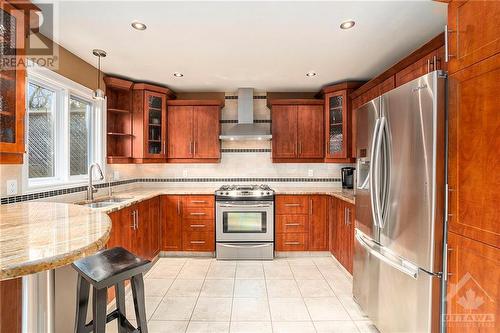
325, 91, 348, 159
0, 3, 25, 159
144, 91, 166, 158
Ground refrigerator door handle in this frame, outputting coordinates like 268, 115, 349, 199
373, 117, 386, 228
355, 230, 419, 279
369, 118, 381, 227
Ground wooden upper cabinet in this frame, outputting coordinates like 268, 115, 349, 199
143, 91, 167, 159
297, 105, 324, 158
167, 105, 193, 159
167, 100, 223, 162
132, 84, 174, 163
308, 195, 328, 251
325, 91, 348, 160
271, 105, 297, 159
447, 0, 500, 74
448, 53, 500, 248
0, 1, 26, 164
395, 49, 439, 86
270, 99, 324, 162
193, 105, 220, 159
321, 82, 364, 162
446, 232, 499, 333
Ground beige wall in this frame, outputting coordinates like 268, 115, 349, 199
35, 33, 104, 90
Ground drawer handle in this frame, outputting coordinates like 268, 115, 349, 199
190, 224, 206, 228
284, 203, 300, 207
191, 200, 207, 204
190, 212, 206, 216
190, 241, 206, 244
285, 223, 300, 226
284, 242, 301, 245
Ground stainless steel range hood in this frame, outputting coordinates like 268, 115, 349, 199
219, 88, 272, 141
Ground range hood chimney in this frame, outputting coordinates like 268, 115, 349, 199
219, 88, 272, 141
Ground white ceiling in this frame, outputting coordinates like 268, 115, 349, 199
39, 1, 447, 92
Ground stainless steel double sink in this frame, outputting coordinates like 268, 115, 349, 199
75, 196, 132, 208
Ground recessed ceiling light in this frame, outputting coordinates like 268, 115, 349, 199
173, 72, 184, 77
306, 71, 317, 77
131, 21, 147, 31
340, 20, 355, 30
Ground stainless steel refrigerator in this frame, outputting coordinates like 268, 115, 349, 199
353, 71, 447, 333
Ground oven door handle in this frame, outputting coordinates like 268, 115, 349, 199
218, 243, 272, 249
219, 204, 272, 208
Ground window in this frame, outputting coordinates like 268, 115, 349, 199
69, 96, 92, 176
25, 64, 104, 189
27, 82, 56, 179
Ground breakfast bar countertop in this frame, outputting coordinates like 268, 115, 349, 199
0, 202, 111, 281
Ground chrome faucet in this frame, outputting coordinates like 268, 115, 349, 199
87, 163, 104, 201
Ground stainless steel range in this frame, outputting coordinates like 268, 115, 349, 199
215, 185, 274, 260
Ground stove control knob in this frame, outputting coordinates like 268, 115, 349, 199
266, 192, 271, 195
261, 192, 264, 195
225, 192, 229, 195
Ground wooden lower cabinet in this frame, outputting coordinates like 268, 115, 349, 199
160, 195, 183, 251
275, 195, 329, 252
160, 195, 215, 252
308, 196, 329, 251
107, 197, 160, 260
182, 231, 215, 251
329, 197, 355, 273
276, 233, 308, 251
0, 278, 22, 333
446, 232, 499, 332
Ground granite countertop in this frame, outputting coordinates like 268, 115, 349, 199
273, 187, 355, 204
0, 202, 111, 281
86, 186, 355, 214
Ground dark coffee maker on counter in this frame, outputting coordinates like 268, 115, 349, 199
341, 167, 355, 189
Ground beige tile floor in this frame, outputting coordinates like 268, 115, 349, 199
106, 256, 379, 333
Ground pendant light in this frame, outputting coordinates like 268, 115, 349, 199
92, 49, 107, 100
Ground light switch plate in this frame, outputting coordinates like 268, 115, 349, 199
113, 171, 120, 180
182, 170, 188, 178
308, 169, 314, 177
6, 179, 18, 195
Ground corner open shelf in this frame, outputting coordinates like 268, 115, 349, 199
104, 76, 134, 164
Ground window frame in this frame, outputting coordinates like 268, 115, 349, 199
23, 63, 105, 192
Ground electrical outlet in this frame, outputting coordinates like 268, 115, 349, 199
6, 179, 18, 195
308, 169, 314, 177
113, 171, 120, 180
182, 170, 188, 178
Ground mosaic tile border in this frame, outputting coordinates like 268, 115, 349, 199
221, 148, 272, 153
1, 177, 341, 205
225, 95, 267, 100
220, 119, 271, 124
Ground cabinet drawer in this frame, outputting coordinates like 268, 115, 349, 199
276, 195, 309, 215
183, 195, 214, 208
182, 207, 214, 220
276, 215, 308, 233
182, 231, 215, 251
182, 219, 214, 232
275, 233, 308, 251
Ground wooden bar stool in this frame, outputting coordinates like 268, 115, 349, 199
72, 247, 152, 333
